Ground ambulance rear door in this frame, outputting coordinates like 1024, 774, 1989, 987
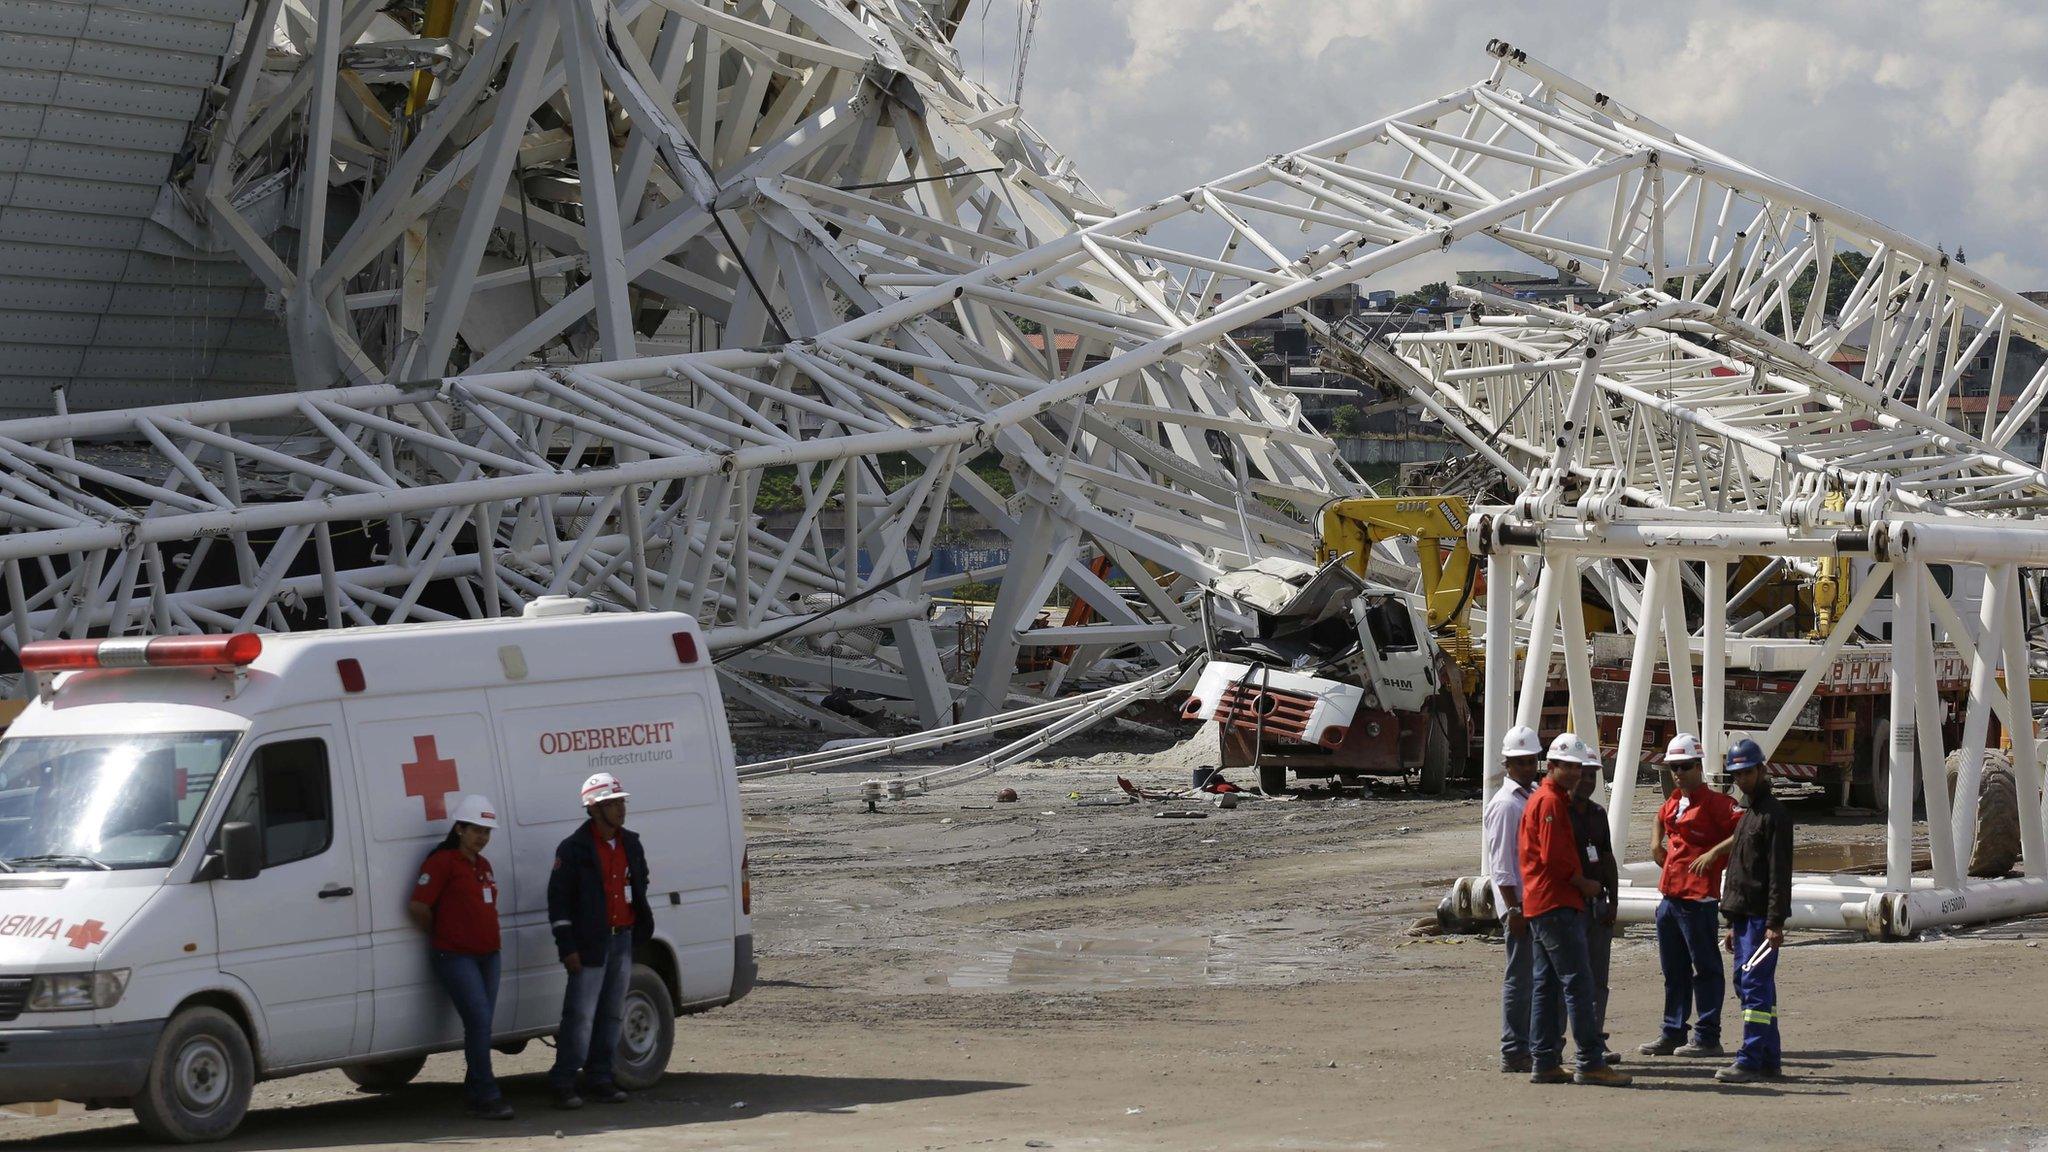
489, 670, 737, 1028
341, 690, 514, 1055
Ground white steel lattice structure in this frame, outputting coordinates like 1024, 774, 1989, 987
6, 9, 2048, 934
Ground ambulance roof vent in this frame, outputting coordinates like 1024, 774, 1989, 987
523, 596, 595, 619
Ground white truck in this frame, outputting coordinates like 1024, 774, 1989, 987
0, 598, 753, 1141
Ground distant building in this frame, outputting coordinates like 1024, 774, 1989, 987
1456, 268, 1610, 309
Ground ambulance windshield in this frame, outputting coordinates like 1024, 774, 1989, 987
0, 731, 241, 870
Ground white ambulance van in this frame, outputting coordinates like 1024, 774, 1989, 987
0, 598, 753, 1142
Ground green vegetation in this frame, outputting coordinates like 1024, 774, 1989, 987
1393, 281, 1450, 311
747, 451, 1016, 515
1329, 403, 1363, 437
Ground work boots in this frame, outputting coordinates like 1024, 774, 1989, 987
1574, 1065, 1633, 1087
1675, 1041, 1725, 1058
1636, 1034, 1683, 1056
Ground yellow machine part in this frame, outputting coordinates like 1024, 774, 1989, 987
407, 0, 458, 115
1318, 496, 1481, 676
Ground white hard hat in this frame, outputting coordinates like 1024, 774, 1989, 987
450, 794, 499, 829
1571, 737, 1603, 770
1501, 725, 1543, 759
580, 772, 631, 807
1663, 732, 1704, 764
1547, 732, 1582, 762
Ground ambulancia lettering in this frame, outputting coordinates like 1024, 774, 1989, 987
0, 915, 64, 941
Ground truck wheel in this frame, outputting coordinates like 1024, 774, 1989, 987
1418, 715, 1450, 796
1257, 763, 1288, 795
1852, 721, 1892, 815
611, 963, 676, 1090
342, 1055, 426, 1093
132, 1006, 254, 1144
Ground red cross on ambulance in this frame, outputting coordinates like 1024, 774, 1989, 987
65, 919, 107, 950
400, 735, 460, 821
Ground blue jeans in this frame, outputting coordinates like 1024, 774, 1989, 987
1729, 914, 1782, 1072
1530, 907, 1602, 1073
1501, 911, 1534, 1059
429, 950, 502, 1105
1655, 897, 1725, 1045
550, 930, 634, 1093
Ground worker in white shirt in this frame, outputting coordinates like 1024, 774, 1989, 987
1483, 725, 1546, 1073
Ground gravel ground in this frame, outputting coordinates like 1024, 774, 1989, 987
11, 732, 2048, 1151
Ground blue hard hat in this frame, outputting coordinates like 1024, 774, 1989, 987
1727, 737, 1765, 771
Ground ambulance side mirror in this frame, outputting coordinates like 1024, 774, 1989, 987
215, 821, 262, 882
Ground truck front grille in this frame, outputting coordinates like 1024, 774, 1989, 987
1213, 682, 1317, 743
0, 977, 29, 1022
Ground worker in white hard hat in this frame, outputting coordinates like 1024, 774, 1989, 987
1520, 734, 1630, 1086
409, 794, 512, 1120
1639, 731, 1743, 1061
546, 772, 652, 1109
1482, 724, 1545, 1073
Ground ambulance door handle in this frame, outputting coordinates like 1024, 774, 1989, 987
318, 885, 355, 899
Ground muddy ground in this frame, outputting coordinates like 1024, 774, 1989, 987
10, 736, 2048, 1151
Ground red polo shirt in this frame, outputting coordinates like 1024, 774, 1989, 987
1657, 786, 1743, 900
1518, 776, 1586, 919
415, 848, 501, 954
594, 827, 635, 929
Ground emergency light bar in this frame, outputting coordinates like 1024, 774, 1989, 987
19, 633, 263, 672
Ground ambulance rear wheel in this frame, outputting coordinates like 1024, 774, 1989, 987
342, 1055, 426, 1092
611, 963, 675, 1090
132, 1005, 253, 1144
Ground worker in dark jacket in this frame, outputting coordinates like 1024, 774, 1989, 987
1716, 738, 1793, 1084
1570, 757, 1620, 1065
547, 772, 654, 1109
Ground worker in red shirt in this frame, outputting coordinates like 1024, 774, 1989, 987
1638, 732, 1744, 1060
547, 772, 653, 1109
1519, 734, 1630, 1087
409, 794, 512, 1120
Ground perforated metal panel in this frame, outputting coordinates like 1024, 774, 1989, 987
0, 0, 290, 417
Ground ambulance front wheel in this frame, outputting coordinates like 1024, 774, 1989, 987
612, 963, 676, 1090
132, 1005, 254, 1144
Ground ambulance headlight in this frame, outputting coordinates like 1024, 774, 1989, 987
27, 969, 129, 1011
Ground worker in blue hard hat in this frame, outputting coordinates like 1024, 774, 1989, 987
1715, 737, 1793, 1084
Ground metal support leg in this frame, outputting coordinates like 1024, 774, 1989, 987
1606, 555, 1668, 865
1886, 561, 1921, 892
1514, 557, 1559, 730
1481, 547, 1513, 868
1914, 564, 1960, 892
1952, 566, 2003, 873
1997, 565, 2048, 876
1702, 561, 1727, 777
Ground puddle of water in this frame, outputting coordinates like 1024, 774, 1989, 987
1793, 842, 1929, 874
934, 927, 1321, 991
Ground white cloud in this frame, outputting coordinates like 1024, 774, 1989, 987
980, 0, 2048, 290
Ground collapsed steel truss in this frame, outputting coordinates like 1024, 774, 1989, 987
4, 8, 2048, 896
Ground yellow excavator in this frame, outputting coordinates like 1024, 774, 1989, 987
1317, 495, 1483, 683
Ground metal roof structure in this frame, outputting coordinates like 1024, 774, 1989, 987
0, 0, 291, 415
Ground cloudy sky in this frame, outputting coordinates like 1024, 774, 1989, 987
958, 0, 2048, 292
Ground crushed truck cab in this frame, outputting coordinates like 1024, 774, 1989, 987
0, 599, 752, 1142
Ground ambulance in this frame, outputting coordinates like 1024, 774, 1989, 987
0, 598, 754, 1142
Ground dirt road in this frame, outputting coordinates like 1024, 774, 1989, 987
9, 751, 2048, 1151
